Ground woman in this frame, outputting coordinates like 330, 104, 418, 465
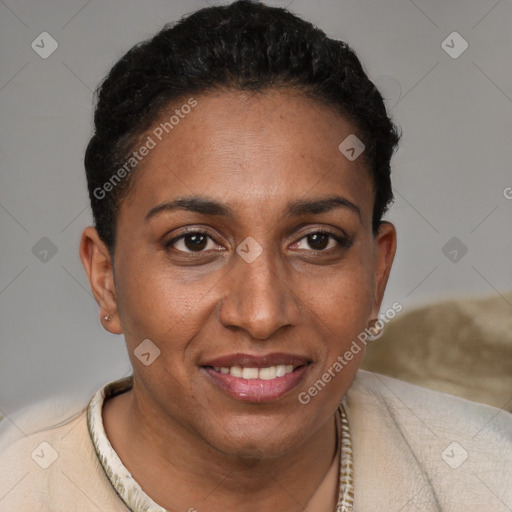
0, 1, 510, 510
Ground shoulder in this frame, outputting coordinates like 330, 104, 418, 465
345, 370, 512, 509
0, 391, 126, 510
0, 394, 87, 448
350, 369, 512, 439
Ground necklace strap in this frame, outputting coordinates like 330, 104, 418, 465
336, 402, 354, 511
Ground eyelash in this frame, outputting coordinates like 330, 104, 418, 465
164, 228, 353, 254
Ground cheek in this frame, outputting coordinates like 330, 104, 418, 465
309, 246, 374, 314
114, 255, 215, 358
304, 247, 375, 355
114, 256, 177, 338
115, 267, 200, 397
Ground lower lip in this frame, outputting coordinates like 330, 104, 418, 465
202, 366, 309, 402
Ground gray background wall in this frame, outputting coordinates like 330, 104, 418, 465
1, 0, 511, 414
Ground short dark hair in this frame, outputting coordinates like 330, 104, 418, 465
84, 0, 401, 254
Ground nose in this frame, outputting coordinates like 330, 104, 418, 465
218, 246, 302, 340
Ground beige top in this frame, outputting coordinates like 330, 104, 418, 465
1, 369, 511, 511
86, 375, 344, 511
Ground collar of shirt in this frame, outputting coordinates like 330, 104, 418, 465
87, 375, 164, 512
86, 375, 343, 512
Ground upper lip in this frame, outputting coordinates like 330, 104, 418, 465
202, 352, 311, 368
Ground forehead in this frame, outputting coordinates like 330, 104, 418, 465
121, 89, 374, 224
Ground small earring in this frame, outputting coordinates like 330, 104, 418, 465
366, 318, 384, 341
103, 314, 112, 323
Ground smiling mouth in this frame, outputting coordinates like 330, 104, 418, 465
208, 364, 301, 380
201, 361, 312, 402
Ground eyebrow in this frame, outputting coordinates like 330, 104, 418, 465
145, 195, 361, 222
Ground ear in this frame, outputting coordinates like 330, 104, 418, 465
369, 221, 397, 319
79, 226, 123, 334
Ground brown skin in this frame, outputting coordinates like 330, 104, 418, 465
80, 89, 396, 511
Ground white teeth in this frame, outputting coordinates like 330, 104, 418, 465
259, 366, 277, 380
230, 365, 243, 378
275, 365, 287, 377
242, 367, 259, 380
213, 365, 297, 380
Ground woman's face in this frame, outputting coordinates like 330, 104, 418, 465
83, 89, 396, 458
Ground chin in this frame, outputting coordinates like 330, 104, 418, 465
203, 422, 305, 460
213, 439, 293, 461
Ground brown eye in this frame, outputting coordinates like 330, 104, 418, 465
293, 230, 352, 252
183, 233, 208, 251
165, 231, 217, 253
306, 233, 330, 250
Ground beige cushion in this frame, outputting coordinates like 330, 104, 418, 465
362, 292, 512, 412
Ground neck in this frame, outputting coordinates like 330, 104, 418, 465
103, 387, 339, 512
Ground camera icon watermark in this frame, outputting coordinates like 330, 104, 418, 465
503, 187, 512, 200
338, 134, 365, 161
32, 237, 58, 263
31, 441, 59, 469
31, 32, 59, 59
134, 339, 161, 366
442, 236, 468, 263
441, 441, 468, 469
441, 32, 468, 59
236, 237, 263, 263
